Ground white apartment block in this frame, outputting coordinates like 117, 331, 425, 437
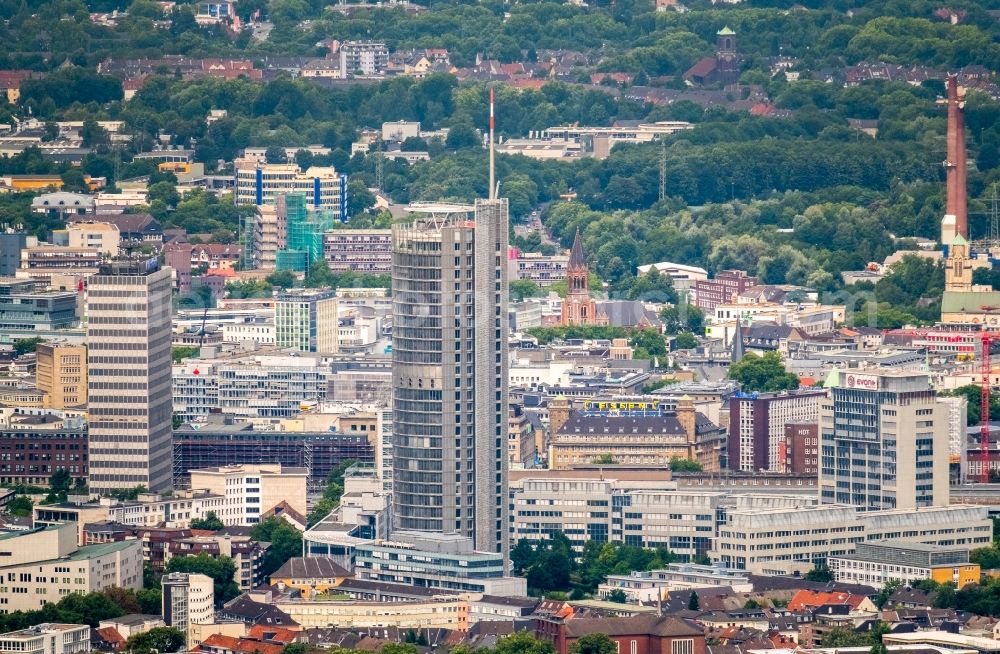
172, 354, 335, 421
162, 572, 214, 642
509, 360, 574, 388
274, 596, 468, 630
104, 491, 227, 528
509, 476, 810, 561
234, 160, 346, 216
337, 308, 381, 348
188, 463, 308, 526
248, 203, 284, 271
33, 492, 228, 535
340, 42, 388, 77
708, 303, 845, 342
711, 503, 992, 576
0, 524, 142, 612
323, 229, 391, 274
0, 624, 91, 654
221, 319, 275, 346
598, 563, 752, 603
65, 221, 120, 255
828, 540, 979, 590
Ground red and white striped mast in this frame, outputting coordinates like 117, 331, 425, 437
489, 86, 496, 201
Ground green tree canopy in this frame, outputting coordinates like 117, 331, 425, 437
165, 552, 239, 604
511, 279, 544, 301
669, 457, 702, 472
674, 332, 698, 350
728, 352, 800, 392
7, 496, 32, 517
494, 632, 556, 654
13, 337, 45, 357
189, 511, 224, 531
805, 563, 833, 582
820, 627, 869, 648
571, 634, 617, 654
250, 517, 303, 576
125, 627, 186, 654
660, 303, 704, 336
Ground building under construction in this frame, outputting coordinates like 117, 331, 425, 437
173, 424, 374, 491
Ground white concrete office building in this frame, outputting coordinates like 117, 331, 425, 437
162, 572, 214, 642
86, 257, 173, 493
711, 503, 991, 576
819, 371, 950, 510
0, 624, 91, 654
391, 200, 509, 555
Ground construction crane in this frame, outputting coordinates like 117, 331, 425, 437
975, 308, 1000, 483
979, 330, 997, 483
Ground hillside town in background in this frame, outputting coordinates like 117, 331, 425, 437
5, 3, 1000, 654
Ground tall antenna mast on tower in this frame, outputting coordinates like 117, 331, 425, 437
659, 140, 667, 203
489, 86, 496, 201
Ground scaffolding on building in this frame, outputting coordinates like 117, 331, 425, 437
275, 193, 335, 273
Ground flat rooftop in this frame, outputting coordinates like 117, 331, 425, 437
0, 624, 88, 638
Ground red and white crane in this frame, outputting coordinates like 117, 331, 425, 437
976, 307, 1000, 483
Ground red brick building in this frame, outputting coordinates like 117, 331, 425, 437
783, 421, 819, 475
692, 269, 757, 312
0, 418, 87, 487
536, 614, 706, 654
728, 390, 824, 473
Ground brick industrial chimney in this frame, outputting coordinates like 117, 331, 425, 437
943, 75, 968, 243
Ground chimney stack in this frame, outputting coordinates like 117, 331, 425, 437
943, 75, 968, 243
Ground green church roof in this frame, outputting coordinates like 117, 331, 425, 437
717, 26, 735, 35
941, 290, 1000, 313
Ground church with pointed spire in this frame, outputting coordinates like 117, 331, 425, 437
560, 229, 608, 326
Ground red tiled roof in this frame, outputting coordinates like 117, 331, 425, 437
787, 590, 866, 611
684, 57, 718, 79
509, 79, 547, 90
199, 635, 285, 654
97, 627, 126, 650
262, 500, 306, 527
0, 71, 32, 89
201, 634, 242, 650
204, 267, 237, 278
247, 625, 298, 644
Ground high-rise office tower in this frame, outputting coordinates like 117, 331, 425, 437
86, 257, 173, 493
819, 371, 949, 510
391, 198, 509, 555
